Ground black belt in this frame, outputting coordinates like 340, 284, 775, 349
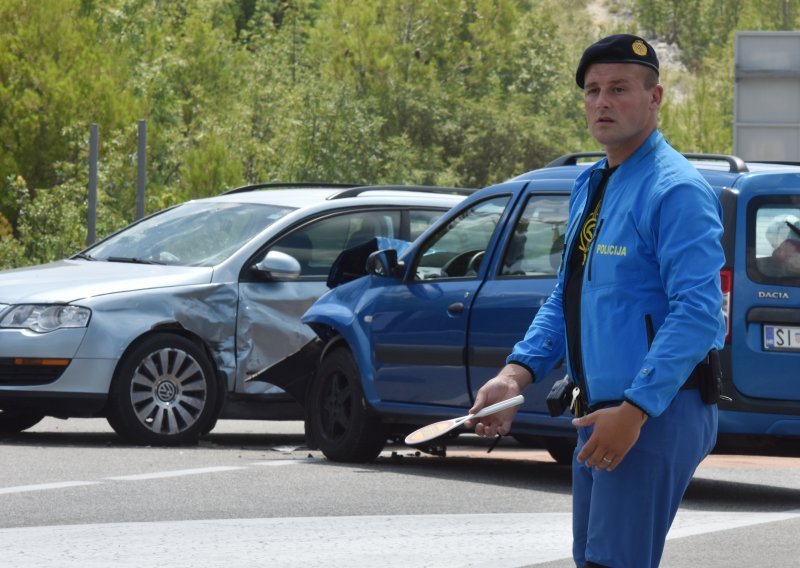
582, 357, 706, 415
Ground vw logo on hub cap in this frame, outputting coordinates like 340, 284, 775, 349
156, 381, 177, 403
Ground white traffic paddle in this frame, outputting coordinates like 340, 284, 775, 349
404, 394, 525, 446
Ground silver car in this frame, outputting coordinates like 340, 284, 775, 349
0, 184, 469, 444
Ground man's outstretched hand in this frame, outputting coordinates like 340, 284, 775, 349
466, 364, 532, 437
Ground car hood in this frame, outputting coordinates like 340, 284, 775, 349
0, 260, 214, 304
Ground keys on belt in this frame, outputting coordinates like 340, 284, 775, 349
570, 386, 584, 418
570, 385, 613, 418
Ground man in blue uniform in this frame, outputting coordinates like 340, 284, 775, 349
466, 34, 725, 567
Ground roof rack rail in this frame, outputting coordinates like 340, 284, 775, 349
222, 182, 364, 195
328, 185, 478, 199
683, 154, 748, 173
547, 151, 750, 174
545, 152, 606, 167
751, 160, 800, 167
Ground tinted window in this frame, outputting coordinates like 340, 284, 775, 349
272, 210, 402, 278
749, 199, 800, 285
413, 195, 510, 280
410, 210, 443, 240
500, 194, 569, 277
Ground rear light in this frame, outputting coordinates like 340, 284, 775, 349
720, 268, 732, 343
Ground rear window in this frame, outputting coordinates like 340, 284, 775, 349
272, 210, 402, 277
747, 197, 800, 286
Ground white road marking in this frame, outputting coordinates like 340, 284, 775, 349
0, 509, 798, 567
667, 509, 800, 539
0, 461, 304, 495
0, 513, 568, 568
0, 481, 101, 495
105, 466, 245, 481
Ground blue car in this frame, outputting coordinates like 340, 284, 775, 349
301, 153, 800, 463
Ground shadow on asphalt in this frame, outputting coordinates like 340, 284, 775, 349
0, 423, 538, 454
303, 446, 800, 510
6, 426, 800, 511
299, 434, 567, 493
682, 476, 800, 512
311, 451, 575, 495
1, 430, 124, 448
2, 427, 574, 493
713, 434, 800, 458
0, 429, 308, 450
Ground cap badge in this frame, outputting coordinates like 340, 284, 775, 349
632, 39, 648, 57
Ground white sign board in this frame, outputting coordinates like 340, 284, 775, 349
734, 31, 800, 162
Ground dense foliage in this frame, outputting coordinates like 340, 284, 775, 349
0, 0, 797, 268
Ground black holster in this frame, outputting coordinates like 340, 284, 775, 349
698, 349, 723, 405
682, 350, 723, 404
546, 375, 574, 417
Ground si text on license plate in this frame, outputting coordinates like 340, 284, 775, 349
763, 325, 800, 351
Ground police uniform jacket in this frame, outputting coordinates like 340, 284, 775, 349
507, 129, 726, 417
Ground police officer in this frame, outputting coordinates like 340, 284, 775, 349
466, 34, 725, 568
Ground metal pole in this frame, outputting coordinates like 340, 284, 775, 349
136, 119, 146, 220
87, 123, 98, 246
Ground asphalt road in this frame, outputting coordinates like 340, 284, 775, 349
1, 418, 799, 567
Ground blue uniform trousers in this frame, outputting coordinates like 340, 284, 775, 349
572, 390, 718, 567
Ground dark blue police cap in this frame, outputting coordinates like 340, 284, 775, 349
576, 34, 659, 88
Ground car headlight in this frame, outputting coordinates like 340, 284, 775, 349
0, 305, 91, 333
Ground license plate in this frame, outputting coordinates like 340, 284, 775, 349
763, 325, 800, 351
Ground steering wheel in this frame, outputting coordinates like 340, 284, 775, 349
465, 250, 485, 275
441, 249, 483, 277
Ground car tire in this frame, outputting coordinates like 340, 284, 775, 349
544, 436, 576, 465
0, 409, 45, 434
513, 434, 576, 465
107, 333, 218, 446
200, 416, 219, 436
307, 347, 386, 463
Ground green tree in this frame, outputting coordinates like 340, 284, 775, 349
0, 0, 138, 229
6, 0, 794, 271
307, 0, 592, 186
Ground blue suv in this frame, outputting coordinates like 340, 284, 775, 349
301, 153, 800, 463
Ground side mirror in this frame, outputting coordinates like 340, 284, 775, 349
366, 248, 399, 277
254, 250, 301, 281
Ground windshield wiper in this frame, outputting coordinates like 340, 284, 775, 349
73, 253, 95, 261
105, 256, 165, 265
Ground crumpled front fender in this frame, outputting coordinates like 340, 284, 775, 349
302, 275, 385, 402
302, 275, 375, 343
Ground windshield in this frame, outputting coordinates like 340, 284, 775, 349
86, 201, 296, 267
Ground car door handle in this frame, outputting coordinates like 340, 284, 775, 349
447, 302, 464, 314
